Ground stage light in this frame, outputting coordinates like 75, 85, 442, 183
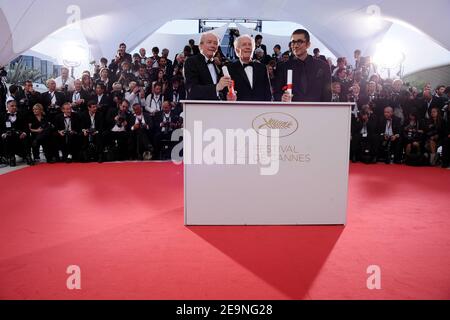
372, 41, 405, 70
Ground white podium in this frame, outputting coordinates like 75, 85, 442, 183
183, 101, 353, 225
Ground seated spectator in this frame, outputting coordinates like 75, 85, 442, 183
97, 67, 113, 93
424, 107, 446, 165
128, 103, 153, 160
28, 103, 53, 163
0, 99, 33, 166
19, 80, 41, 116
53, 102, 81, 163
81, 72, 94, 96
376, 106, 402, 164
117, 61, 136, 90
166, 77, 185, 115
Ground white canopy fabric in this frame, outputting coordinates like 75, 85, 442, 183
1, 0, 449, 74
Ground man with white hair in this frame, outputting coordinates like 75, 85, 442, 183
41, 79, 67, 121
184, 32, 232, 100
55, 67, 75, 92
226, 35, 272, 102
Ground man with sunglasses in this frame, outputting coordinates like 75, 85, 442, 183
274, 29, 331, 103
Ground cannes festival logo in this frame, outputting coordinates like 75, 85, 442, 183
253, 112, 299, 138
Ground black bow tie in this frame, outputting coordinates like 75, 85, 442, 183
9, 113, 16, 117
243, 62, 254, 68
206, 60, 214, 65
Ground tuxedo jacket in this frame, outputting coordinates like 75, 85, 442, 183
91, 94, 114, 115
376, 116, 402, 136
153, 111, 181, 133
70, 89, 91, 113
104, 108, 131, 131
127, 112, 154, 132
0, 112, 28, 134
41, 91, 67, 111
53, 112, 81, 133
80, 111, 104, 132
227, 60, 272, 102
184, 54, 224, 101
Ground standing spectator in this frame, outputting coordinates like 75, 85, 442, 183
424, 107, 446, 165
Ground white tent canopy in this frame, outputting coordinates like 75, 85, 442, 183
1, 0, 449, 75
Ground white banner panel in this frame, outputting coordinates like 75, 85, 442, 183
183, 101, 353, 225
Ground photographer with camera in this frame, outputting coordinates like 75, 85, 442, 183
402, 112, 425, 165
125, 81, 146, 110
376, 106, 402, 164
41, 79, 66, 122
104, 98, 131, 161
117, 61, 136, 90
55, 67, 75, 94
152, 101, 181, 160
109, 43, 132, 76
28, 103, 53, 163
424, 107, 446, 166
1, 99, 34, 166
70, 79, 90, 114
80, 101, 104, 163
128, 103, 153, 161
351, 109, 377, 163
93, 82, 114, 118
53, 102, 81, 163
18, 80, 41, 116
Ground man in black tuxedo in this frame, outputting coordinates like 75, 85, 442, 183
70, 79, 91, 114
41, 79, 66, 122
53, 102, 81, 163
80, 101, 104, 162
184, 32, 232, 100
313, 48, 327, 63
104, 98, 131, 161
18, 80, 41, 116
0, 99, 33, 166
189, 39, 200, 56
226, 35, 272, 102
274, 29, 331, 103
0, 67, 7, 117
254, 35, 267, 58
108, 43, 133, 75
153, 101, 182, 160
92, 82, 113, 117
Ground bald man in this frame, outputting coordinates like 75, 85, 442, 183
183, 32, 232, 100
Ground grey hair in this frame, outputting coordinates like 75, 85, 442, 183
234, 34, 255, 52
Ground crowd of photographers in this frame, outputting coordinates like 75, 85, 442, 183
1, 39, 449, 168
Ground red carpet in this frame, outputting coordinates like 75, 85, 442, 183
0, 162, 449, 300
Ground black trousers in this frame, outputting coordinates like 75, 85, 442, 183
30, 130, 51, 159
128, 129, 153, 159
55, 132, 81, 160
104, 131, 129, 161
1, 132, 30, 158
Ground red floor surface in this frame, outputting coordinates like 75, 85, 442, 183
0, 162, 449, 300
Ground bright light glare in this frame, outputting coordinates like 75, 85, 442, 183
62, 42, 87, 64
372, 41, 405, 69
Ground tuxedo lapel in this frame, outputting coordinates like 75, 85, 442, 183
235, 63, 252, 90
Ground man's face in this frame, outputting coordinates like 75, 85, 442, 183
368, 82, 376, 93
61, 68, 69, 78
120, 44, 126, 52
235, 37, 254, 62
393, 81, 402, 92
139, 68, 146, 77
162, 102, 171, 113
63, 105, 71, 115
120, 102, 129, 111
24, 82, 33, 92
48, 81, 56, 91
133, 105, 142, 115
159, 58, 167, 67
7, 102, 17, 114
291, 33, 310, 59
140, 48, 146, 57
162, 49, 169, 57
384, 108, 393, 119
282, 54, 289, 63
96, 85, 104, 96
88, 104, 97, 114
154, 85, 162, 95
273, 47, 280, 54
74, 80, 82, 91
437, 87, 445, 96
332, 83, 341, 94
200, 34, 219, 60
